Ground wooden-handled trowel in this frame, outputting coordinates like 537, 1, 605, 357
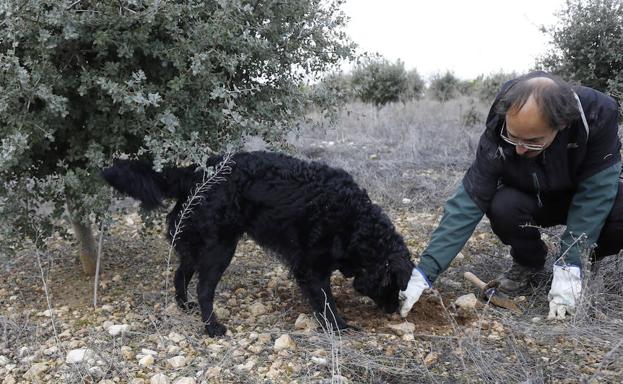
463, 271, 522, 313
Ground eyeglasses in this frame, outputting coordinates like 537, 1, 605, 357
500, 121, 547, 151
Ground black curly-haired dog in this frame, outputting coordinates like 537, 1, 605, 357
102, 151, 414, 336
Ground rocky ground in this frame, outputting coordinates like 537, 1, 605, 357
2, 202, 623, 383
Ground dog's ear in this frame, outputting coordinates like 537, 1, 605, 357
389, 253, 415, 290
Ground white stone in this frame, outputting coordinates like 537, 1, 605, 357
3, 375, 16, 384
100, 304, 114, 312
107, 324, 130, 336
0, 355, 10, 366
18, 347, 29, 357
141, 348, 158, 356
206, 366, 221, 378
249, 302, 267, 317
173, 378, 196, 384
402, 333, 415, 342
167, 345, 181, 355
88, 365, 104, 378
167, 332, 185, 343
23, 363, 47, 380
294, 313, 317, 331
387, 321, 415, 336
235, 358, 256, 371
66, 348, 96, 364
138, 354, 154, 367
43, 346, 58, 356
424, 352, 440, 367
258, 333, 272, 344
166, 355, 186, 369
214, 307, 230, 319
401, 198, 412, 204
311, 356, 327, 366
150, 373, 170, 384
120, 346, 133, 360
454, 293, 478, 309
273, 334, 296, 351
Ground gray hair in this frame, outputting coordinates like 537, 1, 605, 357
496, 73, 581, 131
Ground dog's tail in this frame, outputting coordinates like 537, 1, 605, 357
101, 159, 201, 210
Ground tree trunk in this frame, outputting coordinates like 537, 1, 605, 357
70, 217, 98, 276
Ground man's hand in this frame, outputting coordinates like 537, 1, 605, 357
399, 267, 431, 318
547, 263, 582, 320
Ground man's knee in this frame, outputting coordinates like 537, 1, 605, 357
487, 187, 539, 232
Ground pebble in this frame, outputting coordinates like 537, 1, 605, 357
120, 346, 133, 360
294, 313, 317, 331
23, 363, 47, 380
531, 317, 542, 323
273, 334, 296, 351
206, 366, 221, 378
168, 332, 185, 343
173, 378, 196, 384
150, 373, 170, 384
249, 302, 267, 317
66, 348, 96, 364
258, 333, 272, 344
311, 356, 327, 366
387, 321, 415, 336
166, 355, 186, 369
235, 358, 256, 371
107, 324, 130, 336
141, 348, 158, 356
454, 293, 478, 309
138, 354, 154, 367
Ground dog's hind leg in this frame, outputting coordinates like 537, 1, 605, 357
296, 272, 348, 331
196, 239, 238, 337
174, 256, 197, 312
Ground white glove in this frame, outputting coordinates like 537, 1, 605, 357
547, 263, 582, 320
399, 267, 431, 318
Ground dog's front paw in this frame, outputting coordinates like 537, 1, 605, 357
205, 322, 227, 337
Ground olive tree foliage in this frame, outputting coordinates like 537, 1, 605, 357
399, 68, 426, 103
537, 0, 623, 104
428, 71, 460, 102
474, 71, 518, 103
309, 71, 355, 120
351, 57, 408, 108
0, 0, 354, 274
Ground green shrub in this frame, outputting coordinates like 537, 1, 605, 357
474, 71, 518, 103
0, 0, 353, 273
538, 0, 623, 103
351, 56, 408, 107
399, 68, 426, 102
429, 71, 460, 102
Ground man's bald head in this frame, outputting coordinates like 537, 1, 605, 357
496, 73, 581, 131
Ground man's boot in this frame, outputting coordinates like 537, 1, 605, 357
497, 261, 544, 295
